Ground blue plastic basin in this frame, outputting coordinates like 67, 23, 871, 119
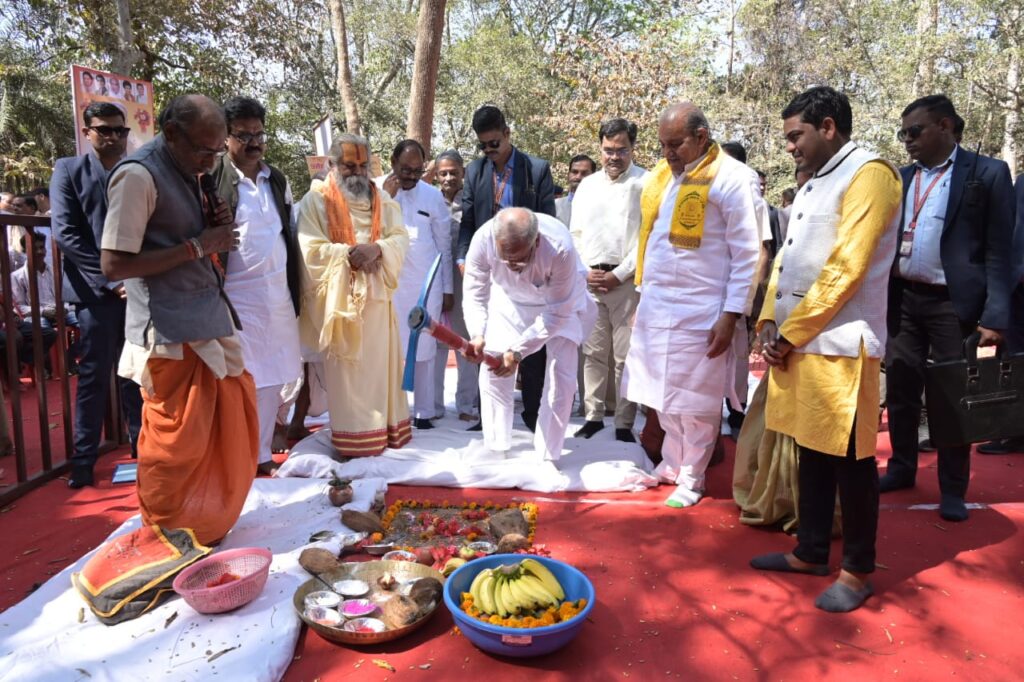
443, 554, 595, 657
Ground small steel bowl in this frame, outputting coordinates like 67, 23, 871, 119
364, 543, 395, 556
332, 579, 370, 597
340, 598, 379, 619
343, 617, 387, 634
305, 605, 343, 627
467, 541, 497, 555
304, 590, 342, 610
381, 550, 417, 562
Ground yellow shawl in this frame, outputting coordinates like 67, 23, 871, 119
635, 143, 722, 285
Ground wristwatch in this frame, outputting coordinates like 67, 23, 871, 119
509, 350, 523, 364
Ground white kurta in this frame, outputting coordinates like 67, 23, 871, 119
463, 213, 597, 460
376, 178, 452, 362
223, 164, 302, 390
622, 153, 760, 417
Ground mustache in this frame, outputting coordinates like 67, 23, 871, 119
339, 174, 371, 199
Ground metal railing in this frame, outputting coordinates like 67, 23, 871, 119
0, 213, 128, 506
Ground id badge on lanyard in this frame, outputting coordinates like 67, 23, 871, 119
903, 163, 951, 259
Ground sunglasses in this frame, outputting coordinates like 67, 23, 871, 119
897, 123, 931, 142
229, 131, 267, 145
87, 125, 131, 138
477, 139, 503, 151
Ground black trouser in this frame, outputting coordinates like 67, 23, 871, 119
1009, 283, 1024, 355
793, 434, 879, 574
885, 280, 974, 497
70, 299, 143, 468
519, 345, 546, 428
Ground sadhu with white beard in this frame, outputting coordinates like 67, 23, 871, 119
296, 134, 412, 456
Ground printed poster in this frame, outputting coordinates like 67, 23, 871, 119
71, 64, 155, 155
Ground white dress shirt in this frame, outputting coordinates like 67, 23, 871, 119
223, 162, 302, 389
898, 146, 957, 285
569, 163, 648, 282
639, 152, 761, 329
463, 213, 594, 357
12, 263, 57, 317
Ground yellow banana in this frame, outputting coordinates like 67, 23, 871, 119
478, 573, 497, 615
469, 568, 490, 605
506, 575, 533, 611
519, 574, 559, 607
490, 573, 508, 616
501, 577, 518, 615
521, 558, 564, 600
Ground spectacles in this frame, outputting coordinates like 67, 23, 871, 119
498, 240, 537, 268
87, 125, 131, 138
179, 127, 226, 158
229, 131, 267, 145
397, 166, 425, 178
897, 123, 931, 142
477, 139, 503, 151
601, 148, 631, 158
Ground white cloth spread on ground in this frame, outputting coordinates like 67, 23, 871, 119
0, 477, 387, 682
278, 403, 656, 493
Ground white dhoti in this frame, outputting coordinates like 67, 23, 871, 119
411, 356, 436, 420
623, 326, 731, 495
480, 336, 580, 460
434, 340, 479, 417
256, 383, 285, 464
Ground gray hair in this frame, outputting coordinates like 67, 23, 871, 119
494, 207, 538, 247
436, 149, 464, 167
661, 102, 711, 136
328, 133, 370, 165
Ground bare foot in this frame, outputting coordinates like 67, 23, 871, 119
286, 425, 311, 441
271, 425, 290, 453
784, 553, 820, 571
835, 568, 870, 591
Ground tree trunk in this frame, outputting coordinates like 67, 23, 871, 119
327, 0, 362, 135
912, 0, 938, 96
110, 0, 142, 76
1001, 48, 1019, 176
406, 0, 447, 155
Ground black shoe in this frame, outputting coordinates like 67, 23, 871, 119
574, 420, 604, 439
67, 464, 95, 489
939, 494, 968, 522
918, 438, 937, 452
413, 418, 435, 430
522, 413, 538, 433
467, 421, 482, 432
879, 472, 914, 493
615, 428, 636, 443
977, 438, 1024, 455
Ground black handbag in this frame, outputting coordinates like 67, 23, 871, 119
925, 334, 1024, 448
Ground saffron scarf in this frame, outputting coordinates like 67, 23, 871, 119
635, 143, 722, 285
318, 173, 382, 245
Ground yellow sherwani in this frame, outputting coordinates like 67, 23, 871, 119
296, 187, 411, 456
759, 162, 902, 458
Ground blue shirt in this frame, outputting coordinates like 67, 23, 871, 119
492, 148, 516, 210
898, 146, 957, 285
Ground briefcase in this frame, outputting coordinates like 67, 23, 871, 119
925, 334, 1024, 448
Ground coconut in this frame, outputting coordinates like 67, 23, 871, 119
298, 548, 340, 576
341, 510, 384, 534
382, 594, 420, 629
497, 533, 530, 554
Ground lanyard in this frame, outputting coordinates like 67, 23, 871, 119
909, 161, 952, 231
493, 165, 512, 212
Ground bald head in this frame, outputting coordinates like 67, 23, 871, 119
495, 208, 538, 247
161, 94, 227, 175
658, 101, 712, 174
494, 208, 539, 271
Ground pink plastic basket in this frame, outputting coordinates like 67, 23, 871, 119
172, 547, 272, 614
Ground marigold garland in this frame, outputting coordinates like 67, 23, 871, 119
459, 593, 587, 629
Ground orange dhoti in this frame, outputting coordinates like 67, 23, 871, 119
137, 346, 259, 545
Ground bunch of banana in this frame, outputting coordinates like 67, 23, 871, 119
468, 558, 566, 617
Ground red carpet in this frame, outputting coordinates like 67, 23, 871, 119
2, 429, 1023, 680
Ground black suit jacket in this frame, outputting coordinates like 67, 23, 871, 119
50, 152, 118, 305
456, 147, 556, 260
1013, 174, 1024, 286
889, 147, 1015, 332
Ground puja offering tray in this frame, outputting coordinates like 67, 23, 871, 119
293, 560, 444, 645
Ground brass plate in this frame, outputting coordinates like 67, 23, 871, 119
293, 560, 444, 646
